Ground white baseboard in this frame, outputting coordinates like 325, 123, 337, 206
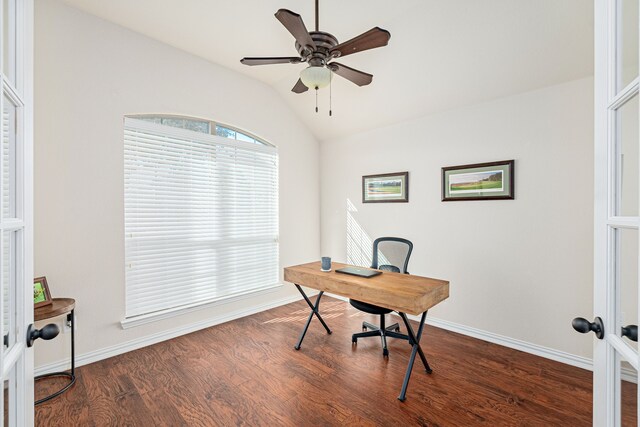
34, 292, 304, 376
411, 313, 636, 383
420, 316, 593, 371
327, 293, 595, 372
622, 366, 638, 384
37, 291, 630, 384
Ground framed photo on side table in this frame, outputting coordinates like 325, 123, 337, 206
442, 160, 514, 201
34, 276, 53, 308
362, 171, 409, 203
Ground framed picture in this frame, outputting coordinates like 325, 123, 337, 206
442, 160, 514, 201
34, 276, 53, 308
362, 172, 409, 203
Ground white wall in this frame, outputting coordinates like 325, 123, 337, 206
34, 0, 319, 367
321, 77, 594, 359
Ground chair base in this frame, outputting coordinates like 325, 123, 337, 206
352, 316, 409, 357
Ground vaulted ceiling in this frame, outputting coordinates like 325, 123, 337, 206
60, 0, 594, 141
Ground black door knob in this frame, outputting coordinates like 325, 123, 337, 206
622, 325, 638, 342
26, 323, 59, 348
572, 317, 604, 339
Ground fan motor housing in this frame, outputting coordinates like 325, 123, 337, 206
296, 31, 338, 64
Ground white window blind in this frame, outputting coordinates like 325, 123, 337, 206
124, 118, 279, 319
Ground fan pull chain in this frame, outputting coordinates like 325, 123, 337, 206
315, 87, 318, 113
329, 76, 332, 117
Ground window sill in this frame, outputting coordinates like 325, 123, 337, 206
120, 283, 284, 329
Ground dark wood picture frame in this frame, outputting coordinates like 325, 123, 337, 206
34, 276, 53, 308
442, 160, 515, 201
362, 171, 409, 203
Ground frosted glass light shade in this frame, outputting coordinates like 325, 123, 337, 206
300, 66, 332, 89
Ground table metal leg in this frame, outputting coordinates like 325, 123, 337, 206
70, 309, 75, 376
35, 309, 76, 405
400, 312, 431, 373
397, 311, 431, 402
294, 284, 332, 350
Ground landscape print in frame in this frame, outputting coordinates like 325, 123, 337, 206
442, 160, 514, 201
362, 172, 409, 203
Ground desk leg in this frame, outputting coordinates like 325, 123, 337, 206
397, 311, 431, 402
400, 312, 431, 373
294, 284, 332, 350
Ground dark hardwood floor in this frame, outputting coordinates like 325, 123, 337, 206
34, 297, 628, 426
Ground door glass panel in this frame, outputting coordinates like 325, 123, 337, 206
2, 377, 4, 427
619, 0, 639, 91
2, 0, 15, 88
616, 227, 638, 350
2, 230, 15, 355
0, 0, 29, 417
2, 93, 15, 219
2, 363, 15, 427
620, 359, 638, 427
618, 94, 639, 216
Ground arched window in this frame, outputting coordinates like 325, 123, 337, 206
133, 115, 271, 146
122, 115, 279, 325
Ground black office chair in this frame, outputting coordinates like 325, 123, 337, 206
350, 237, 412, 357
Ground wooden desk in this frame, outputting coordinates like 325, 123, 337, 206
284, 262, 449, 401
284, 261, 449, 315
34, 298, 76, 405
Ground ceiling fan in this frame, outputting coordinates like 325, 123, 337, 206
240, 0, 390, 106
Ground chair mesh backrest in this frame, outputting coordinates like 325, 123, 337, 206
371, 237, 413, 274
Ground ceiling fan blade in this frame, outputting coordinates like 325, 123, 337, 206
330, 27, 391, 58
240, 57, 302, 66
292, 78, 309, 93
275, 9, 317, 52
329, 62, 373, 86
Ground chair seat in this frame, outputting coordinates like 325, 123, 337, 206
349, 299, 393, 315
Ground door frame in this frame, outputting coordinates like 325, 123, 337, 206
593, 0, 640, 425
22, 0, 34, 423
0, 0, 34, 424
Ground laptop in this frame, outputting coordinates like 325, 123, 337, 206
335, 266, 382, 278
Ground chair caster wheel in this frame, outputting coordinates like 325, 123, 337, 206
395, 327, 400, 332
352, 336, 357, 344
383, 349, 389, 357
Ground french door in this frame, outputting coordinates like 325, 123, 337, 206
592, 0, 640, 425
0, 0, 33, 425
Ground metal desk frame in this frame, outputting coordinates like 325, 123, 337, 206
35, 309, 75, 405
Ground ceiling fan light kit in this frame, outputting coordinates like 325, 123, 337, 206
240, 0, 390, 116
300, 65, 332, 89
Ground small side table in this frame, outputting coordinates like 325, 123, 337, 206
34, 298, 75, 405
